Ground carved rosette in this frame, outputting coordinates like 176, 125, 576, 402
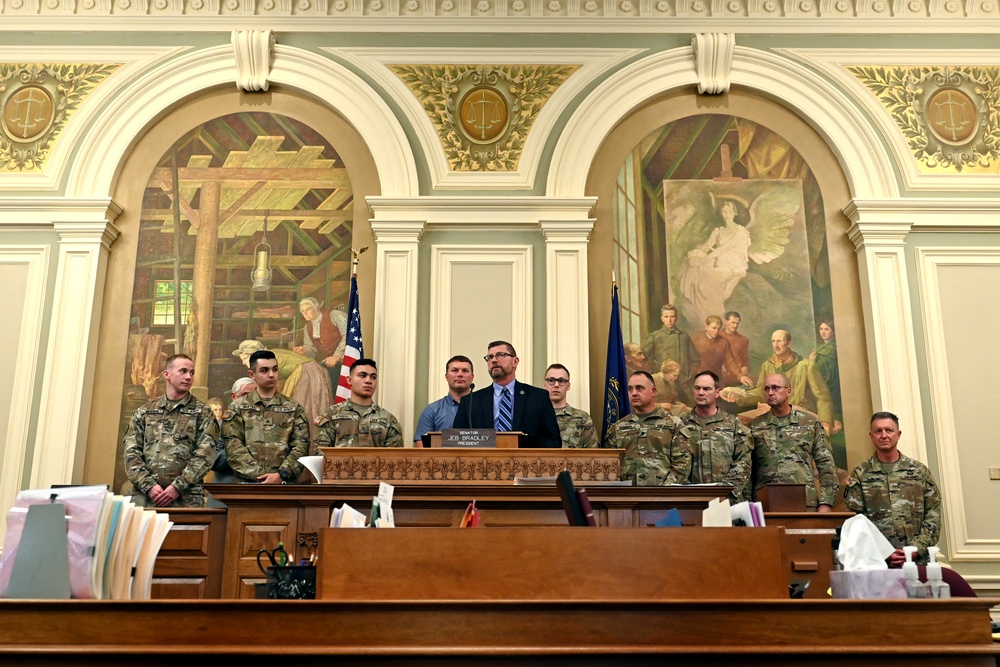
389, 63, 577, 171
0, 63, 118, 171
849, 65, 1000, 173
323, 450, 622, 482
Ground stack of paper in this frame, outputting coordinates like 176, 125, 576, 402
330, 482, 396, 528
0, 487, 173, 600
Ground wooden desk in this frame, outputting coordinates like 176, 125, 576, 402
766, 511, 853, 600
316, 526, 792, 600
206, 482, 729, 598
150, 507, 226, 600
0, 598, 997, 665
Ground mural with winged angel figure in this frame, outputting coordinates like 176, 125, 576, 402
611, 114, 844, 467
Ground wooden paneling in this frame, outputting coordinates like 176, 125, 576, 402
0, 598, 996, 665
150, 508, 225, 599
316, 527, 791, 601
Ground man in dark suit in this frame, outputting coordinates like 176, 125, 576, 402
452, 340, 561, 448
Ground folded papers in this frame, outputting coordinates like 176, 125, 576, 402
0, 486, 173, 600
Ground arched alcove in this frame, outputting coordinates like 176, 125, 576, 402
85, 87, 383, 487
585, 88, 873, 474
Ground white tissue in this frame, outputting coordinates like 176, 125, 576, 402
838, 514, 896, 570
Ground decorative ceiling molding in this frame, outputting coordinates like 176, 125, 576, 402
59, 44, 418, 199
0, 46, 188, 193
0, 63, 120, 173
330, 47, 641, 190
781, 48, 1000, 192
2, 4, 1000, 31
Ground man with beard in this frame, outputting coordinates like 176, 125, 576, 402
452, 340, 561, 448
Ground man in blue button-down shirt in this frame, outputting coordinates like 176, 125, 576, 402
414, 355, 475, 444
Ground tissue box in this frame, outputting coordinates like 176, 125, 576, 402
830, 570, 907, 599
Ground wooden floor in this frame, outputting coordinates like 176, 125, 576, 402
0, 598, 997, 665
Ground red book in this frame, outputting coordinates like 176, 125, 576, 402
576, 488, 598, 527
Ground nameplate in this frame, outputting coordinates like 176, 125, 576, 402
441, 428, 497, 448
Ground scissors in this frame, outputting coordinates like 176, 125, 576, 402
257, 542, 290, 575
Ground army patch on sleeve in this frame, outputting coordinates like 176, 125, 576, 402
222, 410, 233, 420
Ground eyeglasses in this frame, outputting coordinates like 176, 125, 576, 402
763, 385, 789, 393
544, 377, 569, 386
484, 352, 513, 362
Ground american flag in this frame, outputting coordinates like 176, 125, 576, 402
334, 274, 363, 403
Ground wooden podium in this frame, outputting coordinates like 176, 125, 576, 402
317, 445, 624, 484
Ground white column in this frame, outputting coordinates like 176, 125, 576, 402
540, 217, 595, 409
369, 217, 424, 446
31, 204, 121, 488
845, 201, 926, 463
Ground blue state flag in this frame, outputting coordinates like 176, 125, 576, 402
601, 284, 630, 444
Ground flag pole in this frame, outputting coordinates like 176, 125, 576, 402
335, 247, 368, 404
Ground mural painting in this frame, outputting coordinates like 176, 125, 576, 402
612, 114, 845, 468
115, 112, 354, 490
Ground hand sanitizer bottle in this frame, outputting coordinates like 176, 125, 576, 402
902, 546, 926, 598
925, 546, 950, 599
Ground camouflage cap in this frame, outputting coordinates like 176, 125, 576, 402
232, 339, 266, 357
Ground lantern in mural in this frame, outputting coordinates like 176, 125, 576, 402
251, 210, 273, 292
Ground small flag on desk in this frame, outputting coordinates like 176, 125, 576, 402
335, 274, 364, 404
600, 283, 629, 444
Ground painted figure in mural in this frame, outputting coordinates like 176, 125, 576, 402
122, 354, 219, 508
691, 314, 752, 388
232, 339, 332, 432
294, 297, 348, 367
810, 317, 842, 432
294, 297, 349, 395
675, 193, 798, 327
652, 360, 685, 413
624, 343, 648, 377
678, 201, 751, 324
641, 304, 701, 395
719, 310, 752, 388
208, 377, 256, 484
721, 329, 835, 434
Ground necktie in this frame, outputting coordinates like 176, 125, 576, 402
496, 387, 513, 432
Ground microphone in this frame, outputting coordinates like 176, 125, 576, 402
466, 383, 475, 428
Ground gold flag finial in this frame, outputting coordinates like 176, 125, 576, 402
350, 246, 369, 274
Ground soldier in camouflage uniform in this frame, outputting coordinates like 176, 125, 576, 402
679, 370, 751, 503
604, 371, 692, 486
314, 358, 403, 448
749, 373, 839, 511
123, 354, 219, 508
845, 411, 941, 566
544, 364, 599, 448
223, 350, 310, 483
